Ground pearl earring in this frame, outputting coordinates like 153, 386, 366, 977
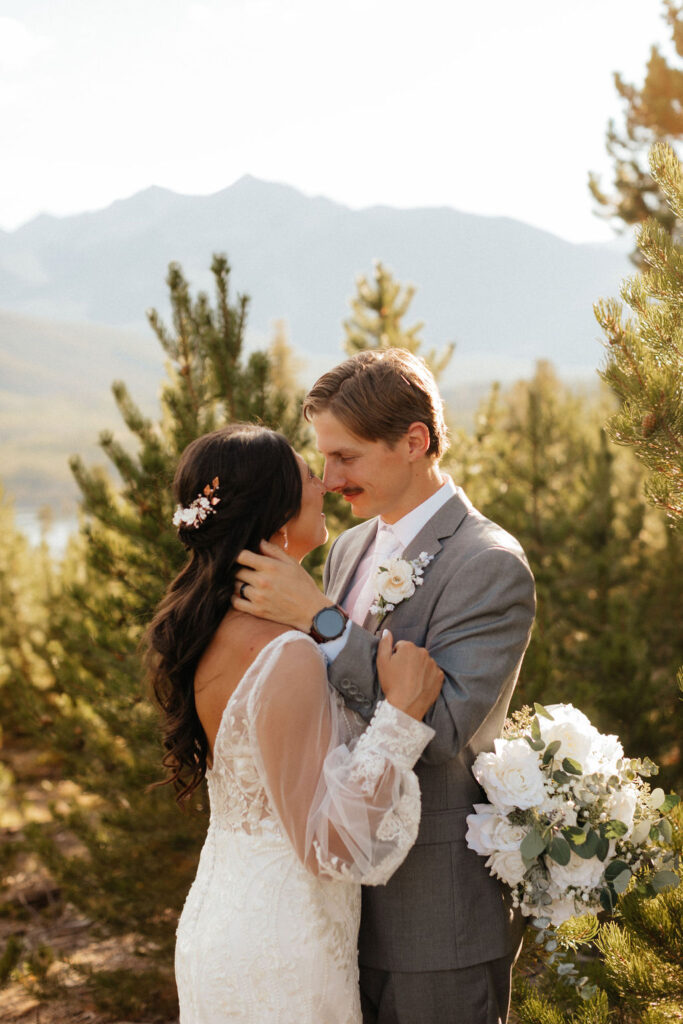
283, 531, 289, 551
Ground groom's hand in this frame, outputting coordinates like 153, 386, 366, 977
233, 540, 332, 631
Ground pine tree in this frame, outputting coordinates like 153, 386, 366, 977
342, 260, 454, 379
589, 1, 683, 253
19, 255, 313, 1011
447, 363, 683, 788
595, 142, 683, 528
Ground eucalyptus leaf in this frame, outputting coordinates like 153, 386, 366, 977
557, 962, 575, 975
603, 819, 629, 839
534, 702, 555, 721
521, 829, 547, 861
562, 757, 583, 776
661, 793, 681, 814
548, 835, 571, 866
651, 869, 680, 894
596, 836, 610, 862
572, 829, 599, 859
605, 859, 630, 882
659, 818, 673, 843
649, 787, 665, 809
553, 770, 571, 786
531, 717, 541, 741
545, 939, 558, 952
563, 826, 586, 845
542, 740, 561, 765
612, 869, 632, 894
525, 736, 545, 751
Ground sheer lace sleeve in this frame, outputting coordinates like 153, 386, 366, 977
247, 634, 434, 885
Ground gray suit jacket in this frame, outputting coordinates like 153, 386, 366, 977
323, 488, 536, 973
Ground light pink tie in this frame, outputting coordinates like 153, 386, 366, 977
351, 525, 402, 625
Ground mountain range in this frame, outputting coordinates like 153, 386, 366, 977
0, 176, 633, 512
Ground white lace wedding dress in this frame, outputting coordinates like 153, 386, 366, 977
175, 631, 433, 1024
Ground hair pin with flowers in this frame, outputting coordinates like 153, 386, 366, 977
173, 477, 221, 529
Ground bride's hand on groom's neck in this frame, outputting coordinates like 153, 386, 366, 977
233, 541, 332, 631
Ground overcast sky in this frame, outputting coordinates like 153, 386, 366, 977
0, 0, 670, 241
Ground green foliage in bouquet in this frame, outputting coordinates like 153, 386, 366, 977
514, 804, 683, 1023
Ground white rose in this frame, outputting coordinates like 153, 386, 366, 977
546, 894, 582, 927
375, 557, 415, 605
466, 804, 500, 855
466, 805, 525, 856
585, 732, 624, 774
539, 704, 600, 769
491, 817, 527, 851
546, 850, 605, 893
473, 738, 548, 812
485, 849, 527, 888
606, 785, 638, 836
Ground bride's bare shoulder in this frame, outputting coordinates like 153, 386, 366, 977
198, 611, 301, 690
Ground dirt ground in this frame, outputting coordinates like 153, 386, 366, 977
0, 744, 178, 1024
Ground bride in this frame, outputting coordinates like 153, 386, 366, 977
145, 423, 443, 1024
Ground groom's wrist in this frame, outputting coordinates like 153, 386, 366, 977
295, 595, 333, 633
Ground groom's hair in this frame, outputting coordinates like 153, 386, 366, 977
303, 349, 449, 459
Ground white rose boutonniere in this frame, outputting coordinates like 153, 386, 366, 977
369, 552, 434, 621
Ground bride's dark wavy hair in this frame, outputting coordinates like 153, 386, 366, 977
145, 423, 302, 804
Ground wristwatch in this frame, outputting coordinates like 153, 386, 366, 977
309, 605, 349, 643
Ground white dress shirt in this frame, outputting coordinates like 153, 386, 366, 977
321, 475, 457, 662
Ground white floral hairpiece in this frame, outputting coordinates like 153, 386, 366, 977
369, 551, 434, 621
172, 476, 221, 529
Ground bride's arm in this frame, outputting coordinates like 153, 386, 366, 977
249, 635, 436, 885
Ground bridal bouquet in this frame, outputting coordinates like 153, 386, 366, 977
466, 703, 680, 989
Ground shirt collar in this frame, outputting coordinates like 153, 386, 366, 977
380, 474, 456, 551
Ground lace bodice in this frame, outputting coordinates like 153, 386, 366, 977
175, 630, 433, 1023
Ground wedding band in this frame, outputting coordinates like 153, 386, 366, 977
240, 582, 248, 600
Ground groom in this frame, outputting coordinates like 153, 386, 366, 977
234, 348, 536, 1024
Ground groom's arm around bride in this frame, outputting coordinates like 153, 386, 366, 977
235, 349, 536, 1024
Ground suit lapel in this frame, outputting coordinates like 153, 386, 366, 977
364, 489, 473, 634
327, 518, 378, 605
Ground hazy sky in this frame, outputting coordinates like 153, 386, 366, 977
0, 0, 670, 241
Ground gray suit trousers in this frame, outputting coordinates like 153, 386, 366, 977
359, 939, 522, 1024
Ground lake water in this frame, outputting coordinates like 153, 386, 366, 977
15, 509, 79, 558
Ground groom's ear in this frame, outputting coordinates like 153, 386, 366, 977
405, 422, 431, 462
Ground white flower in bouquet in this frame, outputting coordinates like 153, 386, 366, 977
546, 893, 582, 928
585, 732, 624, 774
538, 793, 578, 827
538, 703, 599, 767
467, 700, 681, 1001
465, 804, 526, 855
605, 784, 638, 837
465, 804, 499, 855
473, 738, 547, 812
485, 849, 527, 888
546, 850, 606, 893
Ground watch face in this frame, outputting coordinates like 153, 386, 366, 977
315, 606, 346, 639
